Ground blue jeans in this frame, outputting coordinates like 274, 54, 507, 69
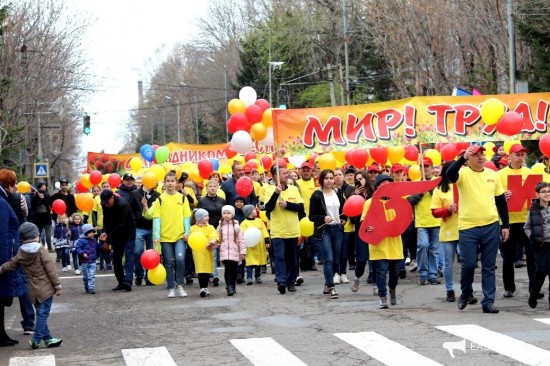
81, 262, 97, 292
316, 225, 343, 286
61, 247, 70, 268
442, 241, 458, 292
339, 231, 354, 275
271, 238, 298, 286
71, 250, 79, 271
161, 239, 186, 289
417, 227, 441, 281
373, 259, 400, 297
246, 266, 261, 279
134, 228, 153, 279
212, 248, 219, 277
112, 239, 135, 286
18, 288, 35, 331
32, 296, 54, 344
459, 222, 500, 306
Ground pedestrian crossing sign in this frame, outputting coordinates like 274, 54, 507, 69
34, 162, 49, 178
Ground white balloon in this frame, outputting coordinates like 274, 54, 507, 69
55, 181, 61, 189
231, 130, 254, 154
288, 155, 307, 168
259, 127, 274, 147
239, 86, 257, 107
243, 227, 262, 248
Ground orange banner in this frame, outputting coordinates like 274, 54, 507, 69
272, 93, 550, 154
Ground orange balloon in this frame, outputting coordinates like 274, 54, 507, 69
80, 174, 92, 189
262, 109, 273, 127
188, 168, 203, 184
331, 150, 346, 163
142, 171, 159, 189
387, 146, 405, 164
408, 164, 422, 181
250, 122, 267, 141
228, 98, 246, 115
75, 193, 94, 212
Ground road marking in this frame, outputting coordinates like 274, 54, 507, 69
121, 346, 177, 366
535, 318, 550, 326
230, 337, 307, 366
436, 324, 550, 365
335, 332, 443, 366
9, 355, 55, 366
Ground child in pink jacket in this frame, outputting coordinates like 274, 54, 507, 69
217, 205, 246, 296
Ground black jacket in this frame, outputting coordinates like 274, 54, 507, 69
129, 187, 160, 230
49, 191, 77, 220
525, 198, 550, 245
116, 184, 137, 202
309, 188, 346, 240
32, 190, 51, 227
102, 196, 136, 245
197, 195, 225, 228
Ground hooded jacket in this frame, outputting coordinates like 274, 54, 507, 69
217, 219, 246, 262
525, 198, 550, 246
0, 241, 60, 304
75, 234, 98, 264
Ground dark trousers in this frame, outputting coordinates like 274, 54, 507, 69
530, 244, 550, 297
272, 238, 298, 286
198, 273, 210, 288
185, 247, 195, 277
502, 223, 531, 292
401, 221, 417, 260
112, 239, 134, 286
223, 260, 239, 288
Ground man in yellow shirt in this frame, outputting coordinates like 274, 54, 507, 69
497, 144, 536, 298
447, 145, 510, 314
265, 165, 304, 294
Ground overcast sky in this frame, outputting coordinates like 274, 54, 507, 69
64, 0, 210, 154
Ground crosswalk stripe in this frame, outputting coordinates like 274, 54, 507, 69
230, 337, 307, 366
335, 332, 443, 366
9, 355, 55, 366
436, 324, 550, 365
121, 346, 177, 366
535, 318, 550, 326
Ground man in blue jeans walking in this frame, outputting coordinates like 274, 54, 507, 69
447, 145, 510, 314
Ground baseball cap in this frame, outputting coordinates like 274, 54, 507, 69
122, 173, 134, 181
509, 144, 527, 154
421, 157, 433, 166
59, 179, 69, 185
301, 162, 312, 169
391, 164, 404, 172
243, 166, 252, 173
470, 145, 486, 155
100, 190, 114, 205
367, 164, 380, 173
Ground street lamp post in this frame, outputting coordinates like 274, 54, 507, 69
224, 65, 229, 142
268, 61, 284, 107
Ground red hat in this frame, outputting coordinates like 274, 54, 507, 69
470, 145, 486, 155
421, 157, 433, 166
301, 162, 312, 169
391, 164, 404, 172
243, 166, 252, 173
509, 144, 528, 154
367, 164, 380, 173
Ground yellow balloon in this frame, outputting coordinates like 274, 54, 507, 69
331, 150, 346, 163
80, 173, 92, 189
480, 98, 506, 125
504, 140, 521, 154
156, 182, 164, 194
299, 217, 314, 237
17, 181, 31, 194
318, 153, 337, 171
228, 98, 246, 115
219, 163, 231, 175
257, 166, 264, 174
262, 109, 273, 127
148, 263, 167, 285
162, 162, 175, 173
408, 164, 422, 181
424, 149, 442, 166
129, 157, 142, 172
287, 163, 294, 170
250, 122, 268, 141
182, 161, 194, 171
150, 164, 165, 181
188, 231, 207, 250
388, 146, 405, 164
188, 167, 202, 184
366, 155, 375, 168
142, 171, 159, 189
174, 164, 182, 180
102, 174, 110, 183
532, 163, 546, 174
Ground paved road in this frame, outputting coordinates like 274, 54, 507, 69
1, 255, 550, 366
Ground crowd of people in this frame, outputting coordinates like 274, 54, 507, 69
1, 142, 550, 347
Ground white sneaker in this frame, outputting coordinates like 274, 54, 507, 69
373, 287, 379, 296
62, 267, 67, 272
409, 260, 418, 272
176, 285, 187, 297
66, 266, 71, 271
340, 274, 350, 284
204, 288, 210, 296
405, 257, 411, 265
167, 289, 176, 298
75, 269, 81, 275
333, 273, 341, 284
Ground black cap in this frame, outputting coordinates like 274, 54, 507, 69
36, 181, 47, 190
60, 179, 69, 184
179, 172, 189, 183
374, 174, 393, 190
100, 190, 114, 205
123, 173, 134, 181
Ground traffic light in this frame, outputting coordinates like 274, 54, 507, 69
277, 88, 287, 109
83, 115, 90, 135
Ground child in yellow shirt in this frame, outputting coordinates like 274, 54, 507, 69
190, 208, 219, 297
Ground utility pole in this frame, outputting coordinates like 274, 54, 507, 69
507, 0, 516, 93
327, 64, 336, 107
343, 0, 351, 105
224, 65, 229, 142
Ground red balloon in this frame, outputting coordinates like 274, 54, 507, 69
484, 161, 498, 171
89, 170, 102, 185
255, 99, 270, 112
229, 112, 250, 132
455, 142, 471, 154
275, 158, 288, 169
343, 195, 366, 217
434, 142, 447, 152
370, 147, 388, 165
224, 142, 238, 159
245, 160, 258, 170
245, 104, 263, 124
350, 149, 369, 168
198, 159, 214, 179
244, 151, 256, 162
496, 111, 523, 136
52, 199, 66, 215
75, 181, 88, 193
345, 149, 355, 165
404, 145, 419, 161
108, 173, 121, 188
540, 133, 550, 158
235, 176, 254, 197
261, 155, 273, 170
140, 249, 160, 270
309, 153, 319, 166
440, 144, 458, 162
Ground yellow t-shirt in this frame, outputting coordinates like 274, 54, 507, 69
241, 218, 269, 266
264, 184, 303, 238
200, 187, 226, 200
296, 178, 316, 214
147, 192, 192, 242
253, 181, 262, 198
497, 166, 532, 224
414, 177, 440, 228
430, 186, 458, 242
92, 195, 104, 229
190, 224, 219, 274
456, 167, 504, 230
361, 198, 404, 260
